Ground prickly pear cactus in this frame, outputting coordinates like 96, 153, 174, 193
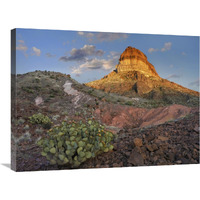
37, 120, 114, 167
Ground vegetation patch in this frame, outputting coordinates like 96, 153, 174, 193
29, 113, 52, 129
21, 86, 34, 93
37, 120, 114, 167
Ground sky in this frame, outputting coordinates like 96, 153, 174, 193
15, 28, 199, 91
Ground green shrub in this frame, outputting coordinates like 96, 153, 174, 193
75, 111, 80, 116
125, 101, 132, 106
18, 118, 25, 125
37, 120, 114, 167
29, 113, 52, 129
21, 86, 34, 93
34, 78, 40, 83
87, 89, 93, 94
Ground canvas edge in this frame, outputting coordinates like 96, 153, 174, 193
11, 29, 17, 171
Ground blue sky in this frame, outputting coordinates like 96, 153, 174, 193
15, 28, 199, 91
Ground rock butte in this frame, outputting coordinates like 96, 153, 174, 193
115, 46, 159, 78
86, 46, 199, 98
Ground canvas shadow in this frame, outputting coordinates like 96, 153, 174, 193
1, 163, 11, 169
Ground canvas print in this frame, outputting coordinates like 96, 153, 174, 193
11, 28, 199, 171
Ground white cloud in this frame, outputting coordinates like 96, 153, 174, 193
32, 47, 41, 56
16, 40, 27, 52
79, 58, 115, 71
148, 42, 172, 53
189, 79, 199, 87
77, 31, 84, 36
87, 33, 94, 37
71, 56, 118, 76
166, 74, 180, 79
71, 50, 120, 74
16, 40, 28, 57
46, 53, 56, 58
161, 42, 172, 52
109, 51, 121, 58
59, 45, 104, 62
16, 44, 28, 51
148, 48, 158, 53
78, 31, 128, 42
96, 32, 128, 42
71, 67, 82, 75
18, 40, 25, 44
77, 31, 94, 38
68, 49, 120, 76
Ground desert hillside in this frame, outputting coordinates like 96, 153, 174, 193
11, 70, 199, 171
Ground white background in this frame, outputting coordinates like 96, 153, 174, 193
0, 0, 199, 199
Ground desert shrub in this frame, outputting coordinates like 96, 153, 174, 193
37, 120, 114, 167
125, 101, 132, 106
29, 113, 52, 129
34, 78, 40, 83
21, 86, 34, 93
83, 103, 89, 108
18, 118, 25, 125
87, 89, 94, 94
50, 75, 55, 79
33, 85, 41, 91
23, 124, 30, 130
49, 94, 55, 98
75, 111, 80, 116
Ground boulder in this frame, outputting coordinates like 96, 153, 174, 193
128, 148, 144, 166
133, 138, 143, 147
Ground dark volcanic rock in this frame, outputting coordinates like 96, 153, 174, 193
145, 134, 155, 142
128, 148, 144, 166
15, 111, 199, 171
146, 144, 158, 152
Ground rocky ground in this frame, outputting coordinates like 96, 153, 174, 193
81, 111, 199, 168
11, 71, 199, 171
13, 111, 199, 171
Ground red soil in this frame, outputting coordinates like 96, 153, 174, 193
95, 104, 198, 129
